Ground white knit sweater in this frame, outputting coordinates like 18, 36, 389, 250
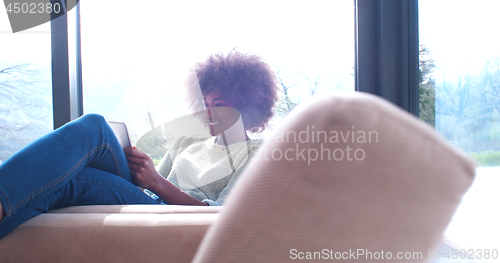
156, 136, 263, 206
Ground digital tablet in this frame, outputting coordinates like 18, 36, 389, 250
108, 121, 132, 148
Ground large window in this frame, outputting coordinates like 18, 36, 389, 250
80, 1, 355, 144
420, 0, 500, 254
0, 9, 53, 163
3, 0, 497, 255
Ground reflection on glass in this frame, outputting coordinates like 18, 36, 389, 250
420, 0, 500, 258
0, 17, 52, 163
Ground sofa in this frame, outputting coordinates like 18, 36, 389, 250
0, 92, 476, 263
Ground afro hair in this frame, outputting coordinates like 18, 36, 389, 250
185, 50, 280, 132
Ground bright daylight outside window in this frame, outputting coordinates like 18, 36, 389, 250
0, 8, 53, 164
419, 0, 500, 258
80, 0, 355, 159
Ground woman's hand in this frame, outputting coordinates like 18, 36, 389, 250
123, 146, 161, 191
124, 146, 207, 206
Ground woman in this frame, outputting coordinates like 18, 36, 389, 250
0, 50, 280, 238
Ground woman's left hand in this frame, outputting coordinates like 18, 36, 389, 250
123, 146, 161, 191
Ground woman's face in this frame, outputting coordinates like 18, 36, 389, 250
203, 92, 242, 136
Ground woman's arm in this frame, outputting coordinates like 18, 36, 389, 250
123, 147, 208, 206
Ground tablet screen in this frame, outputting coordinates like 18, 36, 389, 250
108, 121, 132, 148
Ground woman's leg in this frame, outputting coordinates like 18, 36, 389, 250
0, 114, 136, 228
0, 166, 158, 238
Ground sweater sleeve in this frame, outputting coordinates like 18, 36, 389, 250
157, 136, 197, 178
202, 139, 263, 206
201, 163, 248, 206
157, 150, 174, 179
157, 136, 208, 185
147, 136, 206, 202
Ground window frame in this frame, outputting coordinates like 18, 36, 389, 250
355, 0, 419, 116
50, 0, 420, 128
50, 0, 83, 129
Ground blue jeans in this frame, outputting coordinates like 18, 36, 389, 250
0, 114, 159, 238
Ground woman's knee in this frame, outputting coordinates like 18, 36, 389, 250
79, 113, 108, 127
63, 113, 111, 138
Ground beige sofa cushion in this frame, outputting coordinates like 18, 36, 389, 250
193, 92, 476, 263
0, 205, 219, 263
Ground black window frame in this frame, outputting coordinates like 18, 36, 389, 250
51, 0, 83, 129
355, 0, 419, 116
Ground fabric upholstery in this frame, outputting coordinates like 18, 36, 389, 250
0, 206, 219, 263
192, 92, 476, 263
